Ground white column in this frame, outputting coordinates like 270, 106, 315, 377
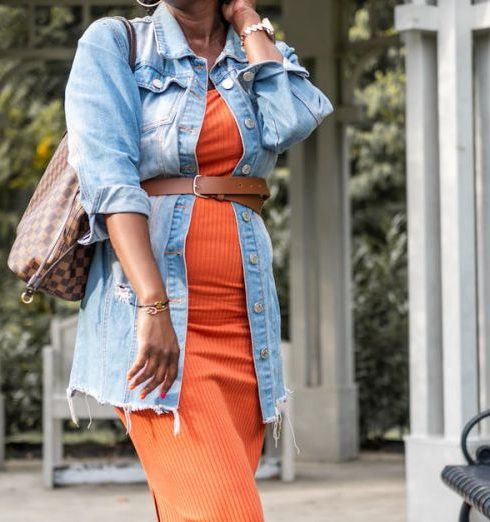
474, 1, 490, 435
285, 0, 358, 461
437, 0, 478, 441
403, 29, 443, 440
396, 1, 488, 521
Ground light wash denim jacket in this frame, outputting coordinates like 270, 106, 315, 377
64, 2, 334, 449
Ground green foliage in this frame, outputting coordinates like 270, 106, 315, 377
0, 280, 53, 434
0, 6, 102, 435
0, 7, 64, 435
352, 0, 401, 38
349, 4, 408, 444
353, 213, 408, 442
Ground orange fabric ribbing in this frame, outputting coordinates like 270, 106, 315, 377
114, 87, 267, 522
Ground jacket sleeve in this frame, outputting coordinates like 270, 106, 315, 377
64, 17, 151, 246
235, 40, 334, 155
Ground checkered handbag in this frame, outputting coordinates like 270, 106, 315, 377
7, 16, 137, 304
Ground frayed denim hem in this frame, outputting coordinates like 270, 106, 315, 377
264, 386, 300, 455
66, 386, 181, 437
66, 384, 297, 453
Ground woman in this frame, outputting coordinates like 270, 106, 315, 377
64, 0, 333, 519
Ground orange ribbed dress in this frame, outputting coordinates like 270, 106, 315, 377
114, 86, 267, 521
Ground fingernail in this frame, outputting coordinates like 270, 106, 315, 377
160, 391, 167, 398
139, 392, 146, 399
129, 383, 135, 390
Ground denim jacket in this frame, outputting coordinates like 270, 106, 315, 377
64, 2, 334, 449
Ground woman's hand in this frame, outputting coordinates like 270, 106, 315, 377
221, 0, 257, 26
221, 0, 281, 63
127, 307, 180, 399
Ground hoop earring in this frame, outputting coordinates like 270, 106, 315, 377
136, 0, 162, 7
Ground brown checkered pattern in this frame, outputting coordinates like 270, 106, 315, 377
7, 131, 95, 301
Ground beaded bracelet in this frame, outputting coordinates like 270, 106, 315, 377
134, 299, 170, 315
239, 17, 276, 51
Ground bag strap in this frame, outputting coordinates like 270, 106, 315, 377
111, 16, 137, 72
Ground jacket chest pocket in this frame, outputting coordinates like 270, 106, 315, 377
135, 65, 191, 133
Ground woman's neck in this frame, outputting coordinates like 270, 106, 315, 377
165, 1, 226, 46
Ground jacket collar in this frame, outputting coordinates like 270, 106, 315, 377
151, 2, 247, 63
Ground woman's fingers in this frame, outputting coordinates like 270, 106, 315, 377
159, 352, 179, 396
127, 352, 147, 382
130, 355, 159, 389
128, 330, 181, 398
140, 365, 167, 397
128, 349, 172, 394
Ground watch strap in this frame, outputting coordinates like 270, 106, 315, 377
240, 17, 276, 49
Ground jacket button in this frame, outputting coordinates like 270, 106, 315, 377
152, 78, 164, 89
260, 347, 269, 358
243, 70, 255, 82
221, 77, 234, 89
241, 163, 251, 174
249, 253, 258, 264
244, 117, 255, 129
254, 301, 263, 313
241, 210, 251, 221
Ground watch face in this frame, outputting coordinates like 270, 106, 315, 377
262, 17, 274, 33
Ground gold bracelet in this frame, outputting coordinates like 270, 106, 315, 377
135, 299, 170, 315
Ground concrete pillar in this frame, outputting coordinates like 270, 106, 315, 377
284, 0, 358, 462
396, 1, 489, 520
474, 3, 490, 437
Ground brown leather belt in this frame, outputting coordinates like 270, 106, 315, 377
140, 175, 270, 214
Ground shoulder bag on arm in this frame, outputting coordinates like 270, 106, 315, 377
7, 16, 137, 304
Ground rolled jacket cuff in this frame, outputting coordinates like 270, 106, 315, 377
77, 184, 151, 246
236, 56, 310, 95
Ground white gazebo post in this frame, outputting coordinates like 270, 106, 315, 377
396, 1, 490, 520
474, 1, 490, 433
283, 0, 359, 462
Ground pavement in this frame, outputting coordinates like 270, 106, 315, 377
0, 450, 406, 522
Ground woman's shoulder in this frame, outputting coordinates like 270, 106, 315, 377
78, 15, 165, 73
76, 18, 127, 59
77, 15, 151, 61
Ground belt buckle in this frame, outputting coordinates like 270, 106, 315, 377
192, 175, 210, 199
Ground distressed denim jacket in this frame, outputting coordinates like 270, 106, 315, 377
64, 2, 334, 449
